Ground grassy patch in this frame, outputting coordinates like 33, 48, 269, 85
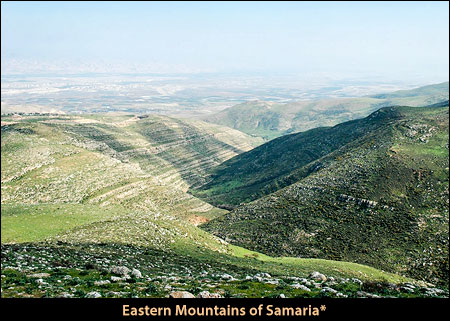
1, 204, 125, 243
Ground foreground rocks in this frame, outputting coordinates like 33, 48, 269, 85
1, 244, 448, 299
169, 291, 196, 298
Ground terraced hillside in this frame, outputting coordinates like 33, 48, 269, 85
201, 105, 449, 286
204, 82, 449, 140
2, 112, 448, 298
1, 114, 265, 268
1, 114, 262, 219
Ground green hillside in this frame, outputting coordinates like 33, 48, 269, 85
201, 105, 449, 286
191, 107, 404, 207
4, 113, 440, 298
204, 82, 449, 139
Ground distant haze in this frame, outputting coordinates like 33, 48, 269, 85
1, 1, 449, 83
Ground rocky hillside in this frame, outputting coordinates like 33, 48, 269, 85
204, 82, 449, 140
1, 114, 262, 221
191, 107, 405, 207
201, 105, 449, 286
2, 112, 448, 298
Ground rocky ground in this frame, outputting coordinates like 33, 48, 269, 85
1, 243, 448, 298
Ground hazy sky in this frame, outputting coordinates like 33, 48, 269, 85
1, 1, 449, 81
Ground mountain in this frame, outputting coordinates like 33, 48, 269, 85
5, 113, 440, 298
204, 82, 449, 140
1, 114, 266, 252
369, 82, 450, 99
191, 107, 401, 207
200, 105, 449, 286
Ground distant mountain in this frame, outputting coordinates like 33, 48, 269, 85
199, 105, 449, 286
369, 82, 449, 99
204, 82, 449, 140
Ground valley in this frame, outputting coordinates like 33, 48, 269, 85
197, 105, 449, 287
204, 82, 449, 140
1, 80, 449, 299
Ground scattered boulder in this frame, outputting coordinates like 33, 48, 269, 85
35, 278, 46, 285
356, 291, 381, 298
351, 278, 363, 286
291, 283, 311, 291
264, 279, 279, 285
56, 292, 73, 298
399, 286, 415, 293
309, 271, 327, 282
424, 287, 445, 296
94, 280, 111, 286
111, 266, 131, 277
28, 273, 50, 278
131, 269, 142, 279
86, 291, 102, 298
111, 276, 126, 282
196, 291, 223, 298
321, 287, 338, 295
220, 273, 234, 280
169, 291, 195, 298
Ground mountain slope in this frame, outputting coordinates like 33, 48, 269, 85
201, 105, 449, 286
369, 82, 449, 99
204, 82, 449, 139
1, 114, 262, 220
3, 113, 435, 299
191, 107, 406, 207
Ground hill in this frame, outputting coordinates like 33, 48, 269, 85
200, 105, 449, 286
369, 82, 449, 99
191, 107, 403, 207
1, 114, 262, 218
4, 113, 441, 298
204, 82, 449, 140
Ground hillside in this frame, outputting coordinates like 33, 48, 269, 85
369, 82, 450, 99
204, 82, 449, 140
201, 105, 449, 286
4, 113, 441, 298
1, 114, 262, 217
191, 107, 402, 207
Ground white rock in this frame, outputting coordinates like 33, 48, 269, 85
131, 269, 142, 278
291, 283, 311, 291
86, 291, 102, 298
169, 291, 195, 298
309, 271, 327, 282
196, 291, 223, 298
111, 266, 131, 277
94, 280, 111, 286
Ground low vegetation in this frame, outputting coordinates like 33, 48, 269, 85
1, 109, 448, 298
201, 106, 449, 287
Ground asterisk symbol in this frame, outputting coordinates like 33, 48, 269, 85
320, 305, 327, 311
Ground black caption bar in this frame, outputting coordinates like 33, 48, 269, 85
1, 298, 448, 321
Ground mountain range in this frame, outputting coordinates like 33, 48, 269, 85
1, 84, 448, 298
204, 82, 449, 140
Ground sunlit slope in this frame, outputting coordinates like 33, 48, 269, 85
1, 115, 262, 217
1, 113, 263, 256
204, 82, 449, 139
2, 113, 446, 298
202, 106, 449, 286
